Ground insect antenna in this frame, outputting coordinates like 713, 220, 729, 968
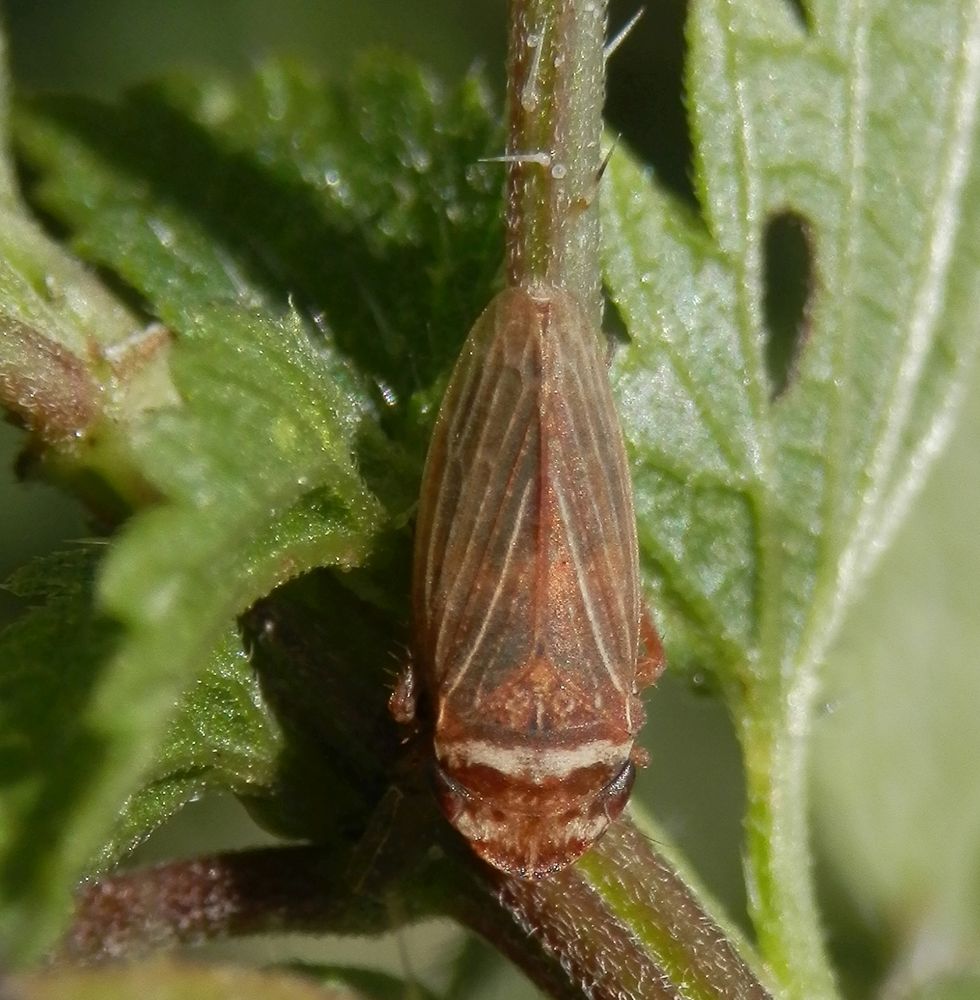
345, 784, 406, 894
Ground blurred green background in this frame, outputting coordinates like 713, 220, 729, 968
2, 1, 978, 996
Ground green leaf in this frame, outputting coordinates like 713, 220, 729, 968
0, 549, 119, 953
813, 371, 980, 994
6, 12, 975, 999
12, 957, 364, 1000
3, 57, 503, 963
908, 975, 980, 1000
0, 549, 280, 958
96, 625, 283, 869
16, 59, 503, 431
602, 1, 980, 996
0, 26, 166, 453
1, 305, 382, 961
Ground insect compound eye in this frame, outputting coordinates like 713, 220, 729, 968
598, 759, 636, 822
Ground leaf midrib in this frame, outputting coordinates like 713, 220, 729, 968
715, 0, 785, 684
800, 0, 980, 677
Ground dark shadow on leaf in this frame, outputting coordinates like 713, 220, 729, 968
25, 58, 504, 432
814, 841, 892, 999
14, 154, 158, 326
241, 569, 409, 848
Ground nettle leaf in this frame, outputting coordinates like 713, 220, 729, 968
0, 549, 118, 951
605, 1, 980, 682
813, 378, 980, 992
96, 625, 283, 869
3, 58, 502, 962
0, 299, 382, 959
603, 0, 980, 994
0, 29, 162, 451
3, 7, 976, 994
17, 58, 503, 437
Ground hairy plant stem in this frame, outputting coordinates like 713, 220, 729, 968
739, 676, 838, 1000
60, 822, 774, 1000
60, 572, 774, 998
505, 0, 606, 328
58, 847, 387, 963
480, 820, 774, 1000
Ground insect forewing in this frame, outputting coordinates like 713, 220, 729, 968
410, 284, 648, 876
414, 284, 641, 745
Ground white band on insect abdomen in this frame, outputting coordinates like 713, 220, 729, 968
439, 738, 629, 782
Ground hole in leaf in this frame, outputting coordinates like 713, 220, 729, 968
763, 211, 812, 397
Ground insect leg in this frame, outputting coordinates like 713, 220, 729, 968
389, 656, 418, 725
637, 607, 666, 688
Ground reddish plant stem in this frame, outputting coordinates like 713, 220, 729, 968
447, 821, 774, 1000
58, 847, 376, 964
0, 318, 100, 441
59, 824, 772, 1000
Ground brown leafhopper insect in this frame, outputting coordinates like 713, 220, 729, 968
398, 282, 662, 879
